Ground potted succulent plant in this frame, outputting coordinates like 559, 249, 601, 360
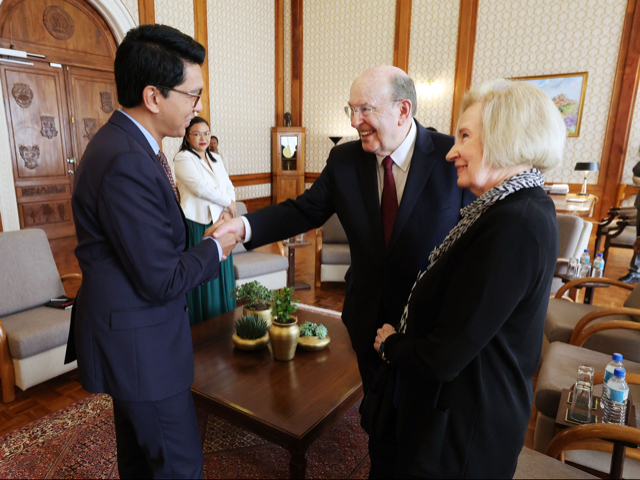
231, 281, 274, 327
298, 321, 330, 351
232, 314, 270, 351
269, 287, 299, 361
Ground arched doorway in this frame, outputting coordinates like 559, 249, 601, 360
0, 0, 135, 236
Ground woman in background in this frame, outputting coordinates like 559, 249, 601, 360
371, 79, 565, 478
174, 117, 237, 325
209, 135, 230, 174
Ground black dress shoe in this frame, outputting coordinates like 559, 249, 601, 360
618, 272, 640, 284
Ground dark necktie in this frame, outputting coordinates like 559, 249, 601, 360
157, 150, 179, 200
381, 156, 398, 246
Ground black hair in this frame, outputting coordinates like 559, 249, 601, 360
179, 117, 216, 162
115, 24, 206, 108
211, 136, 219, 142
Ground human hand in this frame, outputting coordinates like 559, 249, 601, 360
218, 210, 232, 222
213, 217, 246, 242
374, 324, 397, 353
216, 232, 242, 260
634, 237, 640, 254
228, 200, 237, 218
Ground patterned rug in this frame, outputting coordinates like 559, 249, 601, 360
0, 392, 370, 479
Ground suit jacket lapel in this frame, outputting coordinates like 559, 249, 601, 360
355, 148, 386, 255
387, 121, 437, 252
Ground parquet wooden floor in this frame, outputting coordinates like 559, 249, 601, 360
1, 228, 635, 455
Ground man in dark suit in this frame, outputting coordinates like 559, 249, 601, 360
214, 66, 474, 478
618, 161, 640, 283
64, 25, 237, 478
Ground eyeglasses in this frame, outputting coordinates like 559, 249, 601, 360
188, 131, 211, 138
344, 101, 400, 118
155, 86, 202, 108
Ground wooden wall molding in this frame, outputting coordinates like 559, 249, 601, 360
229, 173, 272, 187
305, 172, 320, 183
291, 0, 303, 127
243, 196, 272, 212
275, 0, 285, 127
450, 0, 479, 135
597, 0, 640, 219
194, 0, 210, 123
138, 0, 154, 25
393, 0, 412, 73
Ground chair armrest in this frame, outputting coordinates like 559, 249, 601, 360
555, 277, 633, 299
315, 228, 322, 288
0, 319, 16, 402
556, 257, 571, 266
60, 273, 82, 283
546, 423, 640, 460
591, 371, 640, 386
572, 319, 640, 347
275, 241, 286, 257
569, 306, 640, 344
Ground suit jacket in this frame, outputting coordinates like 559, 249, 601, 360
66, 111, 220, 402
384, 187, 559, 478
174, 149, 235, 224
246, 120, 475, 357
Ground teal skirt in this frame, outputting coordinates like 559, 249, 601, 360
186, 219, 236, 326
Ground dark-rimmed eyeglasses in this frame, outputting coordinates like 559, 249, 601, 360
155, 86, 202, 108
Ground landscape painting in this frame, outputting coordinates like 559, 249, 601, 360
512, 72, 588, 137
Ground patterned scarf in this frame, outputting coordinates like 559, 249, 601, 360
397, 168, 545, 334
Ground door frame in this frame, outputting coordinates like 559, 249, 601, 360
0, 0, 135, 232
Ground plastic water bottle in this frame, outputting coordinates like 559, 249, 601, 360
579, 249, 591, 278
593, 253, 605, 278
602, 353, 623, 400
602, 368, 629, 425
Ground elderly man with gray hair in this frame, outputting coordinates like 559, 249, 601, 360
214, 65, 474, 478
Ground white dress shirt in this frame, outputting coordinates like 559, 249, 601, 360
174, 149, 236, 225
241, 119, 418, 243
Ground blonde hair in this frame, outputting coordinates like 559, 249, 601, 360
459, 79, 566, 172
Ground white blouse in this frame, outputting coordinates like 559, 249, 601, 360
174, 149, 236, 224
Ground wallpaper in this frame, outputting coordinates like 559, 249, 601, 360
284, 0, 292, 116
206, 0, 274, 177
408, 0, 460, 134
156, 0, 196, 167
472, 0, 627, 185
303, 0, 396, 173
622, 90, 640, 185
235, 184, 272, 201
120, 0, 138, 24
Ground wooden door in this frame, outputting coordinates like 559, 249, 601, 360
67, 66, 118, 169
2, 62, 75, 239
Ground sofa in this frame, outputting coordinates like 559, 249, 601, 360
0, 229, 78, 402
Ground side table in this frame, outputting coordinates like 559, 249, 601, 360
285, 240, 311, 290
555, 388, 637, 479
558, 274, 610, 305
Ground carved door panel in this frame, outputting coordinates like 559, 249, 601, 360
1, 62, 75, 238
67, 66, 117, 164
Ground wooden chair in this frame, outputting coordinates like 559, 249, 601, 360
594, 206, 636, 270
545, 277, 640, 363
545, 372, 640, 479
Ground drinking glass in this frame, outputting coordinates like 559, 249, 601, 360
567, 257, 580, 278
569, 364, 595, 423
297, 233, 306, 243
579, 262, 592, 278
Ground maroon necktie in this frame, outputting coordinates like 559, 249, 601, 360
157, 150, 179, 200
381, 156, 398, 246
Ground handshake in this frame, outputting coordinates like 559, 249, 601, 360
203, 211, 246, 260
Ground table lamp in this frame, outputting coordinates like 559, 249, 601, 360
568, 162, 599, 202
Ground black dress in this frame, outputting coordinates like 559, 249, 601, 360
384, 187, 559, 478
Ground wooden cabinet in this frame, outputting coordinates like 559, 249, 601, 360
271, 127, 305, 204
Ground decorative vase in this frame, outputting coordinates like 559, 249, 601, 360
232, 332, 270, 351
269, 316, 299, 361
297, 335, 331, 352
243, 306, 272, 328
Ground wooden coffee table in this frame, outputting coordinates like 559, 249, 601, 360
190, 306, 363, 479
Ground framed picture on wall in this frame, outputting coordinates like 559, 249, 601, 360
511, 72, 588, 137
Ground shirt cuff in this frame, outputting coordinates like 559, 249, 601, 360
203, 236, 223, 261
241, 215, 253, 243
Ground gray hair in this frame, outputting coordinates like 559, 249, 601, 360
460, 79, 566, 172
389, 73, 417, 117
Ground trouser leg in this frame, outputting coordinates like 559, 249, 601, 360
112, 388, 204, 479
368, 436, 398, 479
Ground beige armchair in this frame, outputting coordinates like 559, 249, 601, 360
0, 229, 80, 403
315, 213, 350, 287
552, 214, 593, 299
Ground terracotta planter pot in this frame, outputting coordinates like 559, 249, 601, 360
297, 335, 331, 351
232, 332, 270, 351
269, 316, 299, 361
243, 306, 272, 328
